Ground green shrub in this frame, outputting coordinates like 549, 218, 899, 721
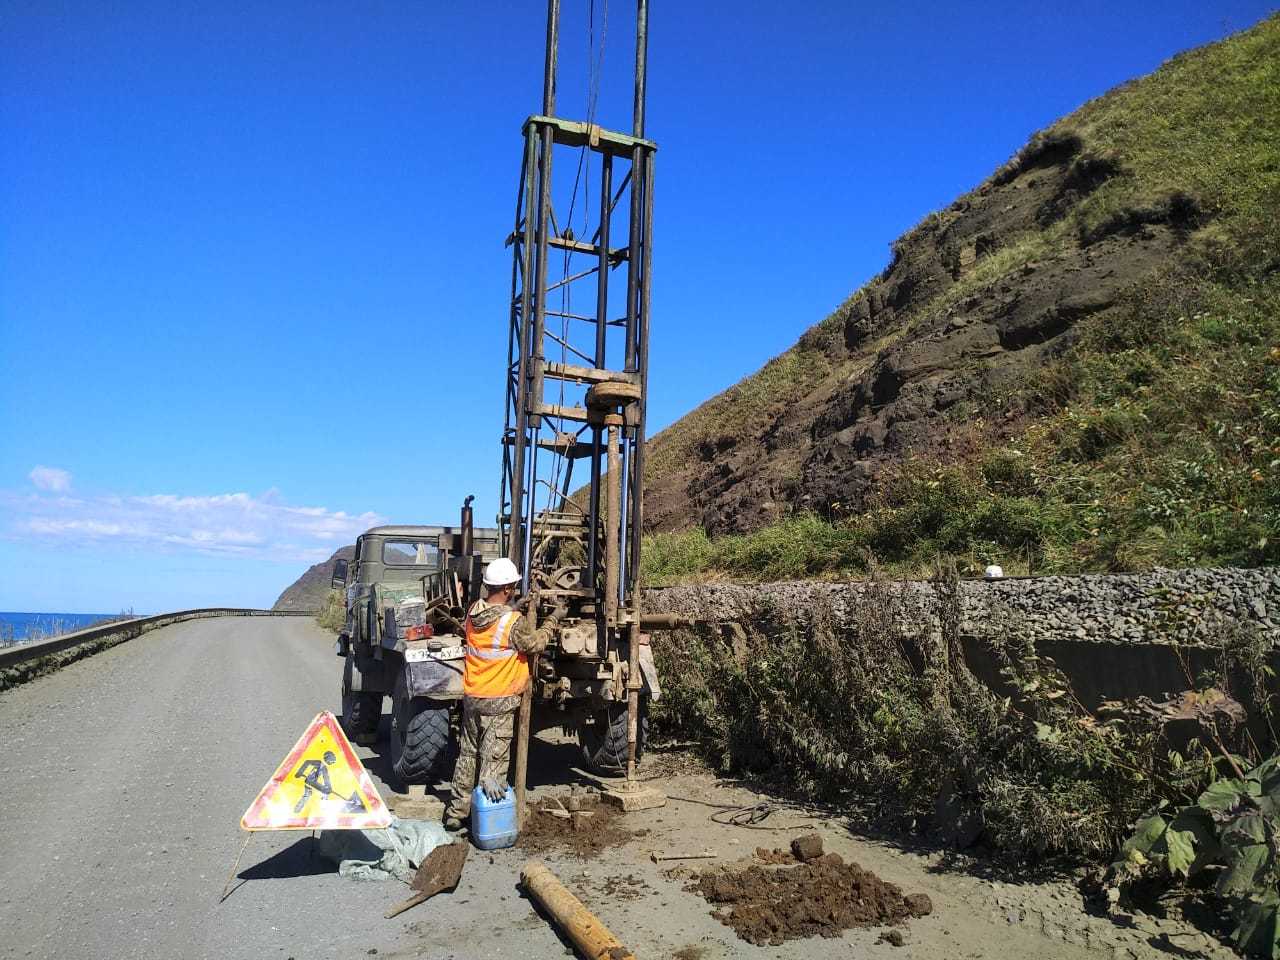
1112, 751, 1280, 957
315, 589, 345, 633
981, 448, 1034, 495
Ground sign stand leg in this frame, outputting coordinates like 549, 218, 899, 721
219, 832, 254, 904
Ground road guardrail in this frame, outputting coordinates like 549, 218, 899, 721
0, 608, 317, 689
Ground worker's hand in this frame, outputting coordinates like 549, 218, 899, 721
480, 777, 508, 802
547, 603, 568, 624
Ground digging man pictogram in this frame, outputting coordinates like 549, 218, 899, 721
292, 749, 368, 814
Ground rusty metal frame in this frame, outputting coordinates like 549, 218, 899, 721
499, 0, 655, 648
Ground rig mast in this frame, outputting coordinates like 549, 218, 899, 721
499, 0, 656, 783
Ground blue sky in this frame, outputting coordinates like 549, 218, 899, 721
2, 1, 1274, 612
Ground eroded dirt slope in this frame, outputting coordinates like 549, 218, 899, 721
643, 42, 1222, 536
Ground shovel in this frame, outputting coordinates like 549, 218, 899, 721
384, 840, 470, 919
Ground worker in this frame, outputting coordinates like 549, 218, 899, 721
444, 556, 560, 830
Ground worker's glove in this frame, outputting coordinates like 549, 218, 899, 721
480, 777, 508, 802
547, 603, 568, 623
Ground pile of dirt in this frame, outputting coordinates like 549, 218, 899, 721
753, 846, 797, 865
517, 796, 641, 859
689, 836, 932, 947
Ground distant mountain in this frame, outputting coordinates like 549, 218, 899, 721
272, 545, 354, 612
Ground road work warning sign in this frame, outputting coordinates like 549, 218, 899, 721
240, 710, 391, 831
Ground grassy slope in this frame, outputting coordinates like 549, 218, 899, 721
644, 16, 1280, 584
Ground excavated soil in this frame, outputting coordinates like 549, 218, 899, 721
690, 844, 932, 947
516, 795, 642, 859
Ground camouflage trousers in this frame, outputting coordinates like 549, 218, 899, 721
446, 694, 521, 819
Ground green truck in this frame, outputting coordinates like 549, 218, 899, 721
332, 513, 660, 787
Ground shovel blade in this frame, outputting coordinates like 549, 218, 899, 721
410, 840, 470, 897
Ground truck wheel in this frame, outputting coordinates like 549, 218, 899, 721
341, 659, 381, 740
578, 700, 648, 775
390, 691, 454, 785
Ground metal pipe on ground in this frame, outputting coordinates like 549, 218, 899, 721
521, 860, 637, 960
636, 612, 697, 631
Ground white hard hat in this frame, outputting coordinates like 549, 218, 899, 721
483, 557, 522, 588
984, 564, 1004, 579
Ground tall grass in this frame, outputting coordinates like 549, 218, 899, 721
653, 571, 1274, 862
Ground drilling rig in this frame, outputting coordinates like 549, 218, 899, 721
500, 0, 670, 804
335, 0, 703, 805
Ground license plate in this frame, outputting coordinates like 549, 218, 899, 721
405, 644, 465, 663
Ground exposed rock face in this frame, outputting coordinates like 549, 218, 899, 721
646, 567, 1280, 710
647, 567, 1278, 649
644, 130, 1201, 535
272, 545, 353, 612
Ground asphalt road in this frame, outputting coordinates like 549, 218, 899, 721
0, 617, 460, 960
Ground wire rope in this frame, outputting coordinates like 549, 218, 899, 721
543, 0, 609, 522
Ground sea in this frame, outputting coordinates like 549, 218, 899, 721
0, 611, 126, 645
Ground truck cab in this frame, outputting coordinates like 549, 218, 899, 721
333, 517, 661, 788
332, 523, 499, 783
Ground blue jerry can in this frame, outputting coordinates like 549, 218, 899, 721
471, 785, 518, 850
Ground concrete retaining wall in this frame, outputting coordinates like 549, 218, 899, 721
647, 567, 1280, 710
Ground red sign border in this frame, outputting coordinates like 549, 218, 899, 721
240, 710, 392, 831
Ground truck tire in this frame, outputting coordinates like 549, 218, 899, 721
391, 692, 454, 785
578, 700, 648, 775
341, 658, 381, 739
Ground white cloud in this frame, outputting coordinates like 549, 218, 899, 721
2, 485, 384, 562
29, 466, 72, 492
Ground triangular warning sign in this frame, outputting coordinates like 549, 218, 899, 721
240, 710, 392, 831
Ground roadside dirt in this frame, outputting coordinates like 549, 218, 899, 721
440, 742, 1239, 959
691, 838, 933, 946
517, 793, 643, 859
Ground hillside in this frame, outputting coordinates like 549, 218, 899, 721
272, 545, 353, 612
643, 15, 1280, 581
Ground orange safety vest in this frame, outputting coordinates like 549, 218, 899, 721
463, 610, 528, 698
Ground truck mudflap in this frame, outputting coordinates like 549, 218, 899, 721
403, 640, 465, 698
638, 638, 662, 702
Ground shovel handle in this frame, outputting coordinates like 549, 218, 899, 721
384, 890, 430, 919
